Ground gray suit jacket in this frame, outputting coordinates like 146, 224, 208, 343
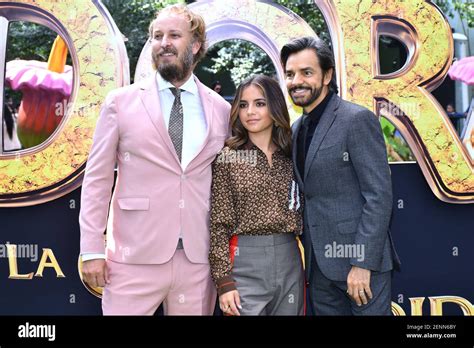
292, 93, 400, 282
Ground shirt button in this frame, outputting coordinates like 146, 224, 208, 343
181, 175, 186, 180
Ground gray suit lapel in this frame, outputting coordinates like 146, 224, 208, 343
292, 117, 304, 190
304, 94, 341, 181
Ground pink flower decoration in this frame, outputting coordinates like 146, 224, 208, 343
6, 59, 73, 96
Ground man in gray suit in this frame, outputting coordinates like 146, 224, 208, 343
281, 37, 400, 315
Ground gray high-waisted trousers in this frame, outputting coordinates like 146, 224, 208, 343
231, 233, 305, 316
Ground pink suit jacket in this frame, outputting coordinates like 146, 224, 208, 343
80, 75, 231, 264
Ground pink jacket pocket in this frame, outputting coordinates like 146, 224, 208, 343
117, 197, 150, 211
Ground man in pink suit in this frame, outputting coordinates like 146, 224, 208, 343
79, 4, 230, 315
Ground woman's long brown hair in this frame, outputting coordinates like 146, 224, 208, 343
226, 75, 292, 157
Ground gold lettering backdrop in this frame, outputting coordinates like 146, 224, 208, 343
316, 0, 473, 203
0, 0, 128, 207
139, 0, 474, 203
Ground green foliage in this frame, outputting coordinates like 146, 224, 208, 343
381, 118, 414, 162
434, 0, 474, 28
204, 1, 328, 89
203, 40, 277, 88
101, 0, 183, 82
6, 21, 56, 62
275, 0, 330, 43
453, 1, 474, 28
5, 22, 58, 109
433, 0, 473, 55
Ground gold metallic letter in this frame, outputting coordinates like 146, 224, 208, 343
0, 0, 128, 206
316, 0, 473, 203
429, 296, 474, 316
391, 302, 406, 316
35, 248, 65, 278
7, 244, 34, 279
409, 297, 426, 316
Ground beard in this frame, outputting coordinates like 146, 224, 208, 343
290, 86, 323, 107
153, 42, 194, 83
289, 84, 324, 108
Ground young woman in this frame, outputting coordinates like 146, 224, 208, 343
209, 74, 304, 316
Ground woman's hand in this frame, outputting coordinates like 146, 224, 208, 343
219, 290, 242, 316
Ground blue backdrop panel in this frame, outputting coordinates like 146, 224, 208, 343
390, 164, 474, 315
0, 188, 101, 315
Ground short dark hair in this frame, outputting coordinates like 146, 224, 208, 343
280, 36, 338, 94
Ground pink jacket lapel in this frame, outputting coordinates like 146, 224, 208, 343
138, 75, 216, 171
139, 76, 181, 166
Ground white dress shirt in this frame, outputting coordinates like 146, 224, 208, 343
82, 73, 207, 262
156, 72, 207, 171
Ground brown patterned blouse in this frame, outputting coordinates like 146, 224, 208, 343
209, 143, 303, 295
